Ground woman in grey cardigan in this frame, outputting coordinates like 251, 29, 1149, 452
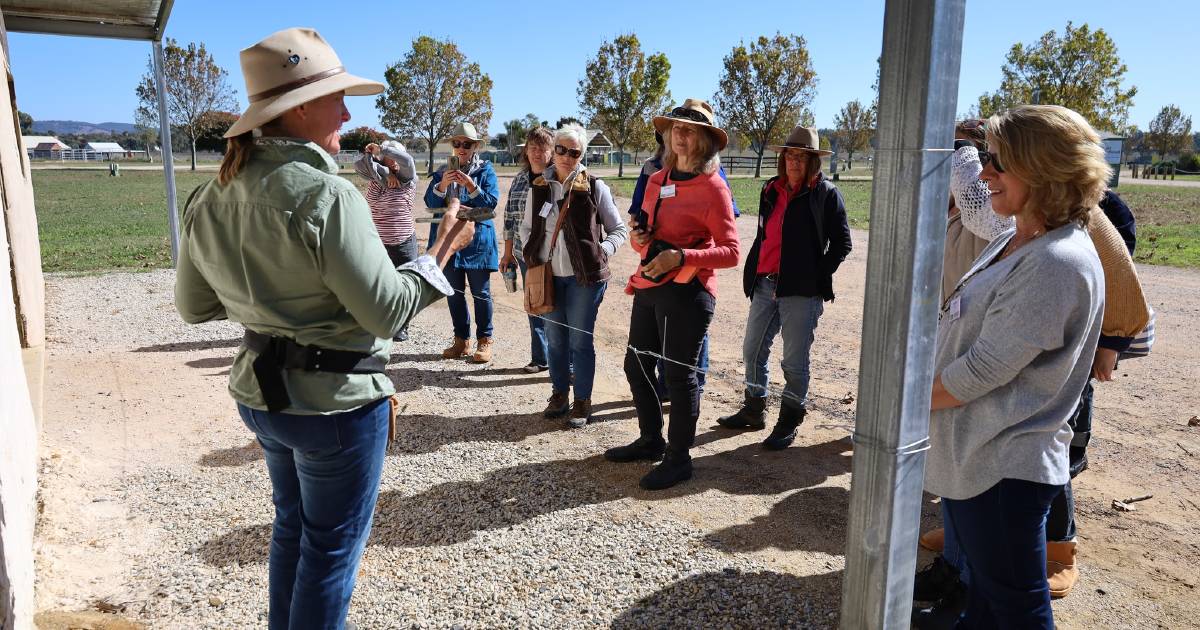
925, 105, 1107, 629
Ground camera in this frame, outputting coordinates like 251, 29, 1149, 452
640, 239, 679, 283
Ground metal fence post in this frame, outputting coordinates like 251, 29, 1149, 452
839, 1, 965, 628
153, 39, 180, 267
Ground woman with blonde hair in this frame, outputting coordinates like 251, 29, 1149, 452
925, 105, 1108, 628
175, 28, 474, 629
604, 99, 739, 490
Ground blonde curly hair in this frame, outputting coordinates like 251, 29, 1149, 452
985, 105, 1111, 229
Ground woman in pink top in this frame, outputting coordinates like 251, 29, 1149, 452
603, 99, 740, 490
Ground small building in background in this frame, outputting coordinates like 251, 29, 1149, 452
21, 135, 69, 158
84, 141, 128, 159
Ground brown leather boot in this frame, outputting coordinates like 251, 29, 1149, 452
1046, 540, 1078, 598
442, 336, 469, 359
543, 391, 570, 419
919, 527, 945, 552
471, 336, 494, 363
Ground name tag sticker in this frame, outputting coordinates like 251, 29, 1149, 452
947, 296, 962, 322
539, 201, 554, 218
659, 184, 676, 199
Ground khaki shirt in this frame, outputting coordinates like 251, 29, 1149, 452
175, 138, 451, 414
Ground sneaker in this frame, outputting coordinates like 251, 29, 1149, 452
543, 391, 570, 419
604, 436, 667, 463
639, 449, 693, 490
567, 399, 591, 428
471, 336, 494, 363
911, 581, 967, 630
392, 328, 409, 343
523, 362, 548, 374
913, 555, 963, 602
441, 336, 469, 359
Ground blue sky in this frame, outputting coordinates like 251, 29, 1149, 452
7, 0, 1196, 133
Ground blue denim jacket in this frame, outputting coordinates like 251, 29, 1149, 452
423, 158, 500, 270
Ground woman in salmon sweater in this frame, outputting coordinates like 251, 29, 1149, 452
603, 99, 740, 490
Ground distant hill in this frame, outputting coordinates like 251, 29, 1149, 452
31, 120, 139, 135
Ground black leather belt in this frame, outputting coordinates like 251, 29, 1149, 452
242, 329, 387, 413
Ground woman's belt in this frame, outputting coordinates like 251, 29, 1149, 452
242, 329, 387, 413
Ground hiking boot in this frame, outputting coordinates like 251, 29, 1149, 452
523, 362, 548, 374
763, 403, 806, 450
913, 554, 963, 602
717, 393, 768, 430
639, 448, 693, 490
543, 391, 570, 419
911, 581, 967, 630
471, 336, 494, 363
442, 336, 470, 359
568, 399, 591, 428
1047, 540, 1079, 598
919, 527, 945, 553
604, 436, 666, 463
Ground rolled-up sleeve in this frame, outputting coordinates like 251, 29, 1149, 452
317, 190, 447, 338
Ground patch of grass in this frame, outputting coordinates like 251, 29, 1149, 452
34, 170, 214, 273
604, 175, 872, 228
1117, 184, 1200, 268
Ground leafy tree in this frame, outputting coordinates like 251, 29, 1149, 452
18, 111, 33, 134
555, 115, 585, 129
377, 36, 493, 173
975, 22, 1136, 131
712, 33, 818, 177
339, 126, 390, 152
503, 118, 528, 154
135, 38, 238, 170
193, 111, 239, 152
577, 34, 672, 177
1145, 105, 1192, 159
834, 99, 875, 169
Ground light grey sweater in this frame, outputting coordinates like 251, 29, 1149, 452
927, 222, 1104, 500
518, 165, 629, 278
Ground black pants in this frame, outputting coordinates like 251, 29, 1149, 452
384, 234, 419, 268
624, 281, 715, 452
1046, 379, 1093, 541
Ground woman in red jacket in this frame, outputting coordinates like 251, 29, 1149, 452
603, 99, 740, 490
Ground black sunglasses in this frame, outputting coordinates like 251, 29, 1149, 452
668, 107, 711, 124
451, 140, 476, 149
979, 150, 1005, 173
554, 144, 583, 159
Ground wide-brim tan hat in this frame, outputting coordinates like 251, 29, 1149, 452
224, 27, 383, 138
769, 126, 833, 156
653, 98, 728, 151
448, 121, 485, 143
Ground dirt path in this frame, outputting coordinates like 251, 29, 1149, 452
32, 175, 1200, 628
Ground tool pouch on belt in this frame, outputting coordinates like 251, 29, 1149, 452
243, 329, 387, 413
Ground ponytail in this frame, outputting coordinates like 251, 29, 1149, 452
219, 132, 255, 185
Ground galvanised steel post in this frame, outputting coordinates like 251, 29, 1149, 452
152, 39, 180, 267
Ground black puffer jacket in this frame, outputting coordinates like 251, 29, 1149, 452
742, 173, 852, 301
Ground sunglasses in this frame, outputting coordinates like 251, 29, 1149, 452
960, 119, 986, 131
668, 106, 711, 125
978, 150, 1005, 173
554, 144, 583, 159
451, 140, 476, 149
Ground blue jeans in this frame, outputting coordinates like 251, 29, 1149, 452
742, 276, 824, 408
544, 276, 606, 399
517, 257, 548, 366
444, 263, 494, 339
237, 399, 390, 630
943, 478, 1060, 629
941, 501, 969, 585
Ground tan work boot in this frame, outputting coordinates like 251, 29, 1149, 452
919, 527, 945, 553
1046, 540, 1079, 598
471, 336, 494, 363
442, 336, 469, 359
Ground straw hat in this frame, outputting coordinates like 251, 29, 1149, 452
224, 28, 384, 138
769, 126, 833, 156
652, 98, 728, 151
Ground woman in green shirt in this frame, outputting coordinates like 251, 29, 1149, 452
175, 28, 473, 630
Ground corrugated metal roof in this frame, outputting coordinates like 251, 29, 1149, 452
85, 141, 126, 151
2, 0, 173, 41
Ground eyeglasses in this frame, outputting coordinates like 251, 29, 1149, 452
451, 140, 476, 149
554, 144, 583, 159
978, 150, 1005, 173
668, 107, 711, 125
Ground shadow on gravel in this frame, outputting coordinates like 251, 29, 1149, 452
706, 485, 850, 557
194, 523, 270, 565
132, 338, 242, 353
610, 568, 842, 629
386, 366, 549, 393
198, 440, 264, 468
186, 356, 235, 369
